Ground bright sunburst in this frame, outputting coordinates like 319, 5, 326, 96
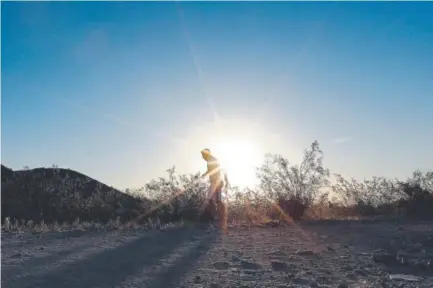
213, 138, 262, 188
168, 116, 292, 190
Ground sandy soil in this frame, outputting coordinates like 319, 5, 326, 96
2, 220, 433, 288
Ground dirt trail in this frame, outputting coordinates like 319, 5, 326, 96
2, 220, 433, 288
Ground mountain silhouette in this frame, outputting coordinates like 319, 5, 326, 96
1, 165, 150, 224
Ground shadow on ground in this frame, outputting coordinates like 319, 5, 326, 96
144, 231, 220, 288
2, 227, 218, 288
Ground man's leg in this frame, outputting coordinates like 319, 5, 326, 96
208, 199, 217, 224
215, 185, 227, 229
207, 184, 217, 224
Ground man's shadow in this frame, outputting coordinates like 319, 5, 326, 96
5, 226, 219, 288
145, 228, 221, 288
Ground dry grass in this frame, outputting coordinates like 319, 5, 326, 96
1, 216, 184, 235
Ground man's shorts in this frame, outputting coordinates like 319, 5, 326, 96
207, 182, 223, 203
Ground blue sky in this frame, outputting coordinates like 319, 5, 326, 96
2, 2, 433, 189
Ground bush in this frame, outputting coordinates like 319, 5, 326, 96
256, 141, 330, 220
3, 140, 432, 228
398, 178, 433, 219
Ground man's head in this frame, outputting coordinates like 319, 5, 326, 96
201, 148, 212, 161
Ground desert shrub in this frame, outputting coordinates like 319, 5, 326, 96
141, 166, 209, 223
276, 198, 306, 221
3, 140, 432, 226
330, 174, 404, 217
398, 173, 433, 219
256, 141, 330, 220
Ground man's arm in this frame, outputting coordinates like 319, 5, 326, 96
202, 163, 221, 178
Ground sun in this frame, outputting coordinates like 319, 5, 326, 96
212, 138, 262, 188
168, 117, 289, 190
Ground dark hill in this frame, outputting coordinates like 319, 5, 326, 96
1, 165, 151, 224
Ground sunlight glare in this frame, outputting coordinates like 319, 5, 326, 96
213, 138, 262, 188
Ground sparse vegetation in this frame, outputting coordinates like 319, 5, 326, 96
2, 140, 432, 232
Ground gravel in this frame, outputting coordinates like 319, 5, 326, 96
2, 220, 433, 288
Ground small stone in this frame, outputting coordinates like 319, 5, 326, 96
213, 261, 230, 270
266, 249, 286, 256
231, 255, 242, 262
346, 272, 357, 280
270, 260, 288, 271
372, 251, 397, 265
337, 282, 349, 288
354, 269, 368, 276
293, 277, 310, 285
243, 270, 257, 275
209, 283, 220, 288
240, 259, 262, 270
327, 246, 335, 252
283, 273, 295, 282
11, 252, 22, 258
389, 274, 421, 281
318, 268, 332, 275
194, 276, 202, 283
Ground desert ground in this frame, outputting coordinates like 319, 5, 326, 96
2, 219, 433, 288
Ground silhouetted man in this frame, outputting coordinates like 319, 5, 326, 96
201, 148, 227, 228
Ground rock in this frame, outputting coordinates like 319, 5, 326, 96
354, 269, 368, 276
266, 249, 286, 257
389, 274, 421, 281
337, 282, 349, 288
194, 276, 202, 283
293, 277, 310, 285
231, 255, 242, 262
11, 252, 22, 258
243, 270, 258, 275
372, 251, 397, 265
270, 260, 289, 271
240, 260, 262, 270
283, 273, 295, 282
318, 268, 332, 275
213, 261, 230, 270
